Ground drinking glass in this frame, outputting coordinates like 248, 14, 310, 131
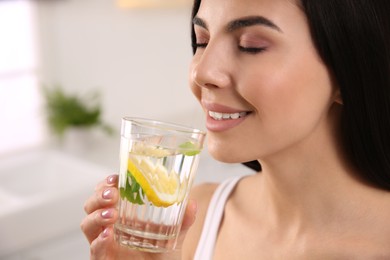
114, 117, 206, 252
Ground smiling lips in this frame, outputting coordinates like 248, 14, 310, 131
208, 111, 249, 120
203, 102, 252, 131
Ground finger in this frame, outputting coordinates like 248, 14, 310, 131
92, 174, 118, 196
90, 227, 117, 260
84, 187, 119, 214
175, 199, 198, 249
96, 174, 118, 190
84, 183, 119, 215
181, 199, 198, 231
81, 208, 118, 244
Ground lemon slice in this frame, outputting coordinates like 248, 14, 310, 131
127, 156, 183, 207
132, 142, 172, 157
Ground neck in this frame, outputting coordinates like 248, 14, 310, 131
255, 108, 370, 232
260, 147, 355, 227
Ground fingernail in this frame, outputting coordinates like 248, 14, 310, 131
107, 175, 117, 185
189, 199, 198, 214
192, 203, 198, 223
193, 200, 198, 215
102, 189, 113, 200
101, 227, 110, 238
101, 209, 114, 219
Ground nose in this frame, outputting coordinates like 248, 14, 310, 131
190, 43, 232, 90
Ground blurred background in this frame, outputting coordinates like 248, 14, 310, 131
0, 0, 252, 259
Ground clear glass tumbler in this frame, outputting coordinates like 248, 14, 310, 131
114, 117, 206, 253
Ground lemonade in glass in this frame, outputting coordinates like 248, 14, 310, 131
114, 117, 206, 252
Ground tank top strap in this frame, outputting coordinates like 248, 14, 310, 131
194, 176, 243, 260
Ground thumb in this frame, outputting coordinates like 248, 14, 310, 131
176, 199, 198, 249
177, 200, 198, 248
181, 199, 198, 231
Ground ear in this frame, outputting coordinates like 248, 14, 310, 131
334, 89, 343, 105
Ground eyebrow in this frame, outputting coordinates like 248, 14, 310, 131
193, 16, 208, 29
228, 16, 282, 33
192, 15, 282, 33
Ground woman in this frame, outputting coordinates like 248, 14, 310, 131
81, 0, 390, 258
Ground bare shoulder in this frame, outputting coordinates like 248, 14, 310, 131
189, 182, 220, 204
181, 182, 219, 259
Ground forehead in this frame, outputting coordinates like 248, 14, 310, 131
197, 0, 300, 13
196, 0, 304, 31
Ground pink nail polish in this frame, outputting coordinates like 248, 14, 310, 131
101, 227, 110, 238
107, 175, 117, 184
102, 189, 113, 199
101, 209, 113, 219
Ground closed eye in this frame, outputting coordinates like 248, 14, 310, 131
193, 43, 266, 53
192, 42, 208, 49
238, 46, 267, 54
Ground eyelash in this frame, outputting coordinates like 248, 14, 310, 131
238, 46, 267, 54
192, 42, 266, 54
192, 43, 208, 49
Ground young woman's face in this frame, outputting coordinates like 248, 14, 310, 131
190, 0, 339, 163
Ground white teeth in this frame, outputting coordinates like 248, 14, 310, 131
222, 113, 230, 119
230, 113, 240, 119
214, 112, 223, 120
209, 111, 248, 120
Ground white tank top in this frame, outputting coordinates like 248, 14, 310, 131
193, 176, 243, 260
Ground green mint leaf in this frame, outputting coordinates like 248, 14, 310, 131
125, 177, 136, 203
119, 170, 145, 205
130, 174, 140, 193
119, 187, 126, 199
179, 141, 201, 156
135, 191, 144, 205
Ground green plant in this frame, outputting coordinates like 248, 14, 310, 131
42, 84, 114, 138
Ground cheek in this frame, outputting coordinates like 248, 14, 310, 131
190, 83, 201, 103
236, 57, 334, 155
241, 53, 334, 123
189, 62, 202, 102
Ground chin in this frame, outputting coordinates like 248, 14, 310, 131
207, 142, 247, 164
